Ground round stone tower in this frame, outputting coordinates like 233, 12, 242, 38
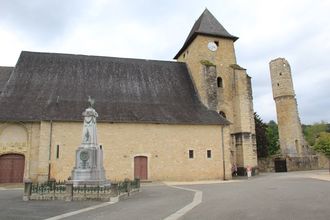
269, 58, 306, 157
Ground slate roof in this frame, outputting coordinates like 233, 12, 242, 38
0, 66, 13, 94
0, 51, 228, 125
174, 9, 238, 59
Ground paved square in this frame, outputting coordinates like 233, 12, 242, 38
0, 170, 329, 220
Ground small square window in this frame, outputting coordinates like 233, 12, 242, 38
214, 41, 219, 46
207, 150, 212, 158
189, 150, 194, 159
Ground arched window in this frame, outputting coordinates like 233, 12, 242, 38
219, 111, 226, 118
217, 77, 223, 88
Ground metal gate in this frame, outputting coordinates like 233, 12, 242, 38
0, 154, 25, 183
274, 159, 287, 172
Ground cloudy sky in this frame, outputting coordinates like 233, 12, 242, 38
0, 0, 329, 124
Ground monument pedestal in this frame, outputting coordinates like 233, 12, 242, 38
71, 147, 109, 186
71, 103, 110, 186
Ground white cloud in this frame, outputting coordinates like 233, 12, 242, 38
0, 0, 329, 124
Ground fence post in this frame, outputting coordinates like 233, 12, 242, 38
126, 180, 131, 195
48, 178, 56, 190
23, 179, 32, 201
65, 181, 73, 202
110, 182, 119, 197
135, 178, 140, 189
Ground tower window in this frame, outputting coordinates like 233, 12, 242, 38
214, 41, 219, 46
279, 72, 282, 76
217, 77, 223, 88
56, 145, 60, 159
183, 53, 185, 59
219, 111, 226, 118
277, 83, 280, 86
207, 150, 212, 158
189, 150, 194, 159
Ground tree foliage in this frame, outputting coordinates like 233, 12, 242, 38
303, 122, 328, 146
266, 120, 280, 155
254, 112, 269, 158
313, 132, 330, 173
313, 132, 330, 157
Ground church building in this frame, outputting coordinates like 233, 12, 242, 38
0, 9, 257, 183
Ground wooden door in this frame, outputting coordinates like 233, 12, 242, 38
134, 156, 148, 180
0, 154, 25, 183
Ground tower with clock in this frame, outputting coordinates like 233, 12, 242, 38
174, 9, 258, 174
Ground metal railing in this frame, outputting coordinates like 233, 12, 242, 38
23, 178, 140, 201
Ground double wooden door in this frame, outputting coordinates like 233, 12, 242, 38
0, 154, 25, 183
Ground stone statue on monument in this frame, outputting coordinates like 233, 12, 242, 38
71, 97, 109, 186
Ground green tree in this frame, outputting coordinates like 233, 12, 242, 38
304, 122, 328, 146
254, 112, 269, 158
266, 120, 280, 155
313, 132, 330, 173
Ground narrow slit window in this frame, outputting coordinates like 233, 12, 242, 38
189, 150, 194, 159
56, 145, 60, 159
207, 150, 212, 158
217, 77, 223, 88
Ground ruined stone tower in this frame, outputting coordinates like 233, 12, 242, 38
269, 58, 306, 157
174, 9, 258, 174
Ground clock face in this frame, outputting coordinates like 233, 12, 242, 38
207, 42, 218, 52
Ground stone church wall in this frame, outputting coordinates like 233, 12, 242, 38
1, 121, 232, 182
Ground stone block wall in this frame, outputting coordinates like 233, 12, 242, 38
3, 121, 232, 182
286, 156, 319, 171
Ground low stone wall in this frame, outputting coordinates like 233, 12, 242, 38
258, 158, 275, 172
23, 179, 140, 202
286, 156, 319, 171
258, 155, 323, 172
317, 154, 329, 169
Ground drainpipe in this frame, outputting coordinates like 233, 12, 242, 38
48, 120, 53, 180
221, 126, 226, 180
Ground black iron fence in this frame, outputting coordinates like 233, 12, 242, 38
23, 178, 140, 201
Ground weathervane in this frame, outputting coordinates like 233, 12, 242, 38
88, 96, 95, 108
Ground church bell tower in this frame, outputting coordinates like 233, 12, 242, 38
174, 9, 258, 174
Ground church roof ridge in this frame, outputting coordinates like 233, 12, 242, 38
174, 8, 238, 59
21, 50, 180, 65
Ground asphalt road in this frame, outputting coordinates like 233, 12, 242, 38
182, 172, 330, 220
0, 171, 329, 220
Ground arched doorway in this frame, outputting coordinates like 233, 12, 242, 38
0, 154, 25, 183
134, 156, 148, 180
